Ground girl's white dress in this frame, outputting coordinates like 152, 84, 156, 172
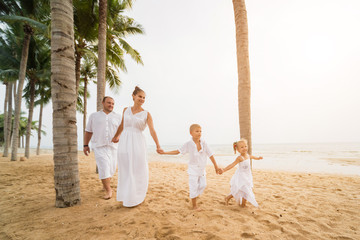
230, 157, 258, 207
117, 107, 148, 207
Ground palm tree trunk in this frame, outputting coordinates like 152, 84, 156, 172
75, 47, 82, 96
13, 80, 16, 107
25, 78, 36, 158
36, 102, 43, 155
233, 0, 252, 156
83, 77, 88, 137
2, 82, 9, 153
97, 0, 107, 111
50, 0, 81, 208
3, 82, 13, 157
11, 24, 33, 161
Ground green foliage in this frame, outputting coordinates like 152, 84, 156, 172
0, 112, 45, 145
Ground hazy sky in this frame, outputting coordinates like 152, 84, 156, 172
1, 0, 360, 148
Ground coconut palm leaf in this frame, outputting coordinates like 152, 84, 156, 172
0, 15, 47, 32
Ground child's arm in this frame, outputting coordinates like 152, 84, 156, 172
209, 155, 220, 174
222, 156, 243, 173
161, 150, 180, 155
250, 155, 263, 160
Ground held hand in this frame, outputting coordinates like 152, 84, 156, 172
112, 136, 120, 143
259, 156, 263, 160
156, 147, 164, 154
217, 168, 224, 175
83, 146, 90, 156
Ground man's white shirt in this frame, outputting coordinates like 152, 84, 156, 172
85, 110, 122, 149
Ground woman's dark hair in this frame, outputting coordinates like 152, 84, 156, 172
133, 86, 144, 96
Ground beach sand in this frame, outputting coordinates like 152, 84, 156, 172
0, 153, 359, 240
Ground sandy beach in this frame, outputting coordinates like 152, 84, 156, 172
0, 153, 359, 240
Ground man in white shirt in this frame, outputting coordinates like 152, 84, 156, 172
83, 96, 122, 199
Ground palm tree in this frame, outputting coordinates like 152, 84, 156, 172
105, 1, 144, 76
23, 36, 50, 158
0, 0, 48, 161
34, 77, 51, 155
0, 23, 22, 157
74, 0, 98, 95
50, 0, 81, 207
96, 0, 137, 111
80, 55, 96, 135
232, 0, 252, 155
74, 0, 142, 114
97, 0, 107, 111
1, 81, 9, 148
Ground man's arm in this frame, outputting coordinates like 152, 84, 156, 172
83, 131, 93, 156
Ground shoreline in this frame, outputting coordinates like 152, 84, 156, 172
2, 149, 360, 177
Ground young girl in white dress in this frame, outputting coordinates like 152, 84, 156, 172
220, 139, 263, 207
112, 86, 163, 207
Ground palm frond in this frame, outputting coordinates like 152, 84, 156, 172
118, 38, 143, 64
0, 15, 47, 32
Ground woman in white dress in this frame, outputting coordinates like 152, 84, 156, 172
112, 86, 163, 207
220, 139, 263, 207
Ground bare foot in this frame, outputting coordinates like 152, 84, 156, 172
225, 196, 230, 206
192, 206, 203, 211
104, 190, 112, 200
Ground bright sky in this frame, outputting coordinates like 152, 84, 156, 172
1, 0, 360, 148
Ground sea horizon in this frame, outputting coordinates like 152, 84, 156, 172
3, 141, 359, 176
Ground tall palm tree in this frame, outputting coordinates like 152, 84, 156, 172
74, 0, 98, 95
34, 76, 51, 155
50, 0, 81, 207
232, 0, 252, 155
96, 0, 107, 111
0, 0, 47, 161
23, 35, 50, 158
3, 82, 13, 155
0, 23, 22, 157
2, 81, 9, 148
96, 0, 136, 111
74, 0, 142, 113
79, 55, 96, 135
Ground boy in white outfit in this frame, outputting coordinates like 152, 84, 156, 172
160, 124, 220, 210
84, 96, 122, 199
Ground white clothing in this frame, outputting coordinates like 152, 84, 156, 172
85, 110, 122, 149
117, 107, 148, 207
230, 157, 258, 207
178, 139, 213, 176
93, 146, 117, 179
189, 175, 206, 199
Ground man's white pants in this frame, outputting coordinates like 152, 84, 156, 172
189, 175, 206, 199
93, 146, 117, 179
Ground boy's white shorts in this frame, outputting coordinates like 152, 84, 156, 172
188, 175, 206, 199
93, 146, 117, 179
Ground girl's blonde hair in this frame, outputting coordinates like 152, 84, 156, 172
233, 138, 248, 154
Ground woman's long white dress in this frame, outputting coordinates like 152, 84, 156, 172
230, 157, 259, 207
117, 107, 148, 207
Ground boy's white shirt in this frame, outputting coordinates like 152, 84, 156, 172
178, 138, 214, 176
85, 110, 122, 149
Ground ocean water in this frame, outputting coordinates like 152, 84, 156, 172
149, 142, 360, 176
